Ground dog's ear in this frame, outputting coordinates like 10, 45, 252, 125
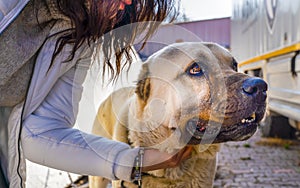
135, 63, 151, 102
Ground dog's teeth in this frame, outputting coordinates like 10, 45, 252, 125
241, 113, 256, 124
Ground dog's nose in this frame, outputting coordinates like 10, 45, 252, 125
242, 77, 268, 102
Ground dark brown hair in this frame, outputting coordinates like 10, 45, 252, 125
51, 0, 178, 80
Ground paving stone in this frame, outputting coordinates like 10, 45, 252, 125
214, 129, 300, 188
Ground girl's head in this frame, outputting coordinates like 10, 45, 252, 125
51, 0, 178, 80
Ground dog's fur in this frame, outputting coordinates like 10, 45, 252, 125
89, 42, 267, 188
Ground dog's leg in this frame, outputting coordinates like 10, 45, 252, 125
89, 176, 110, 188
89, 88, 134, 188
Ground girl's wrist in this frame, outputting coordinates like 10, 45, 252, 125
131, 147, 144, 187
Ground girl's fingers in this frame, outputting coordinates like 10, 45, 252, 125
181, 146, 193, 161
142, 146, 193, 172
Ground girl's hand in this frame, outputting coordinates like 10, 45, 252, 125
142, 146, 193, 172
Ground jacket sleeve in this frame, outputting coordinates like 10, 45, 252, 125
21, 117, 138, 181
21, 34, 138, 182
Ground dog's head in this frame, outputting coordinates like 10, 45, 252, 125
131, 42, 267, 149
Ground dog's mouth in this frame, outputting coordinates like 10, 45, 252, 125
185, 111, 263, 145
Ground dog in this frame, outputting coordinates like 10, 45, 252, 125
89, 42, 267, 188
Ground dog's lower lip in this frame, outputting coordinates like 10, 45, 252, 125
186, 109, 265, 143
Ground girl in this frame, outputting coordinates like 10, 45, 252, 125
0, 0, 192, 187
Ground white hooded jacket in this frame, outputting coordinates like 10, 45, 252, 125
1, 1, 139, 187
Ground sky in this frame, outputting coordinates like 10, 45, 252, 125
179, 0, 232, 21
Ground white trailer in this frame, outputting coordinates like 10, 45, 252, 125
231, 0, 300, 138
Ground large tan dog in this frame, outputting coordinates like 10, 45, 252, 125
89, 42, 267, 188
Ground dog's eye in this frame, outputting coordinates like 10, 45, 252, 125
187, 62, 203, 76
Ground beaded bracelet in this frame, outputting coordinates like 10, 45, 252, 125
132, 147, 144, 187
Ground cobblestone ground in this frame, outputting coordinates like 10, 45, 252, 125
214, 129, 300, 188
26, 161, 81, 188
